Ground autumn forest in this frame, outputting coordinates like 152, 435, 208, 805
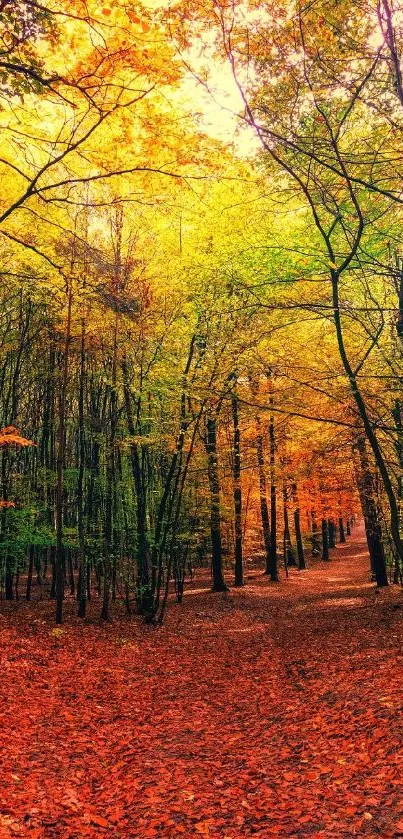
1, 1, 403, 837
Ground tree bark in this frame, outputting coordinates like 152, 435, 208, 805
338, 516, 346, 544
256, 418, 271, 573
283, 481, 296, 567
328, 519, 336, 548
55, 278, 73, 624
77, 317, 86, 618
232, 392, 243, 587
206, 414, 228, 592
268, 409, 278, 581
321, 518, 330, 561
292, 483, 306, 569
26, 545, 34, 601
353, 437, 388, 587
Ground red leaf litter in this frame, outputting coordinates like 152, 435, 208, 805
1, 525, 403, 838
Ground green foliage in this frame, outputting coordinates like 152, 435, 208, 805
0, 0, 59, 97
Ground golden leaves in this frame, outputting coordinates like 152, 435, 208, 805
0, 426, 35, 448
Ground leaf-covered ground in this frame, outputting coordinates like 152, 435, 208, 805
2, 526, 403, 838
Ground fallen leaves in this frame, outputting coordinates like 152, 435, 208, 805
195, 820, 213, 835
1, 528, 403, 837
88, 815, 109, 828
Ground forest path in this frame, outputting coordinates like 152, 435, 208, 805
2, 525, 403, 838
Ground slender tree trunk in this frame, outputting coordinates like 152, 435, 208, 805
328, 519, 336, 549
353, 436, 388, 587
206, 414, 228, 592
292, 483, 306, 569
156, 413, 202, 625
5, 563, 14, 600
122, 360, 151, 613
101, 328, 118, 622
232, 392, 243, 586
68, 549, 75, 595
268, 408, 278, 581
321, 518, 330, 561
55, 279, 73, 624
26, 545, 34, 601
256, 418, 271, 572
311, 510, 320, 556
77, 319, 86, 618
283, 481, 296, 566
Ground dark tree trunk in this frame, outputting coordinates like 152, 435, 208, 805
68, 549, 75, 596
122, 360, 151, 613
339, 516, 346, 544
55, 280, 73, 623
102, 365, 118, 622
292, 483, 306, 569
26, 545, 34, 601
206, 414, 228, 592
321, 518, 330, 561
50, 547, 56, 598
256, 419, 271, 573
5, 563, 14, 600
311, 512, 320, 556
232, 393, 243, 587
283, 482, 296, 567
328, 519, 336, 548
268, 410, 278, 581
353, 437, 388, 587
77, 318, 87, 619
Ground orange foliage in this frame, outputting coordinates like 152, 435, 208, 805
0, 427, 35, 448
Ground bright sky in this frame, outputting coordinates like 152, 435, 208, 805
179, 39, 260, 157
181, 69, 259, 155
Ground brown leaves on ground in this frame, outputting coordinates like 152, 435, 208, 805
1, 526, 403, 838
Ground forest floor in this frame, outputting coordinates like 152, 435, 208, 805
2, 526, 403, 839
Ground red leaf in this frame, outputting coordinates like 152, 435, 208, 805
90, 815, 109, 828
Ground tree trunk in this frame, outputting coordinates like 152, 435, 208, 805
26, 545, 34, 601
256, 418, 271, 573
353, 437, 388, 587
292, 483, 306, 569
206, 414, 228, 592
268, 409, 278, 581
77, 318, 87, 619
311, 512, 320, 556
338, 516, 346, 544
321, 518, 330, 561
328, 519, 336, 549
5, 562, 14, 600
283, 481, 296, 566
122, 360, 151, 613
55, 279, 73, 624
102, 338, 118, 622
232, 392, 243, 587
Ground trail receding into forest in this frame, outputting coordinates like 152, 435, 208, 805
2, 527, 403, 838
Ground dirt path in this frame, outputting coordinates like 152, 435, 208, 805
2, 525, 403, 838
